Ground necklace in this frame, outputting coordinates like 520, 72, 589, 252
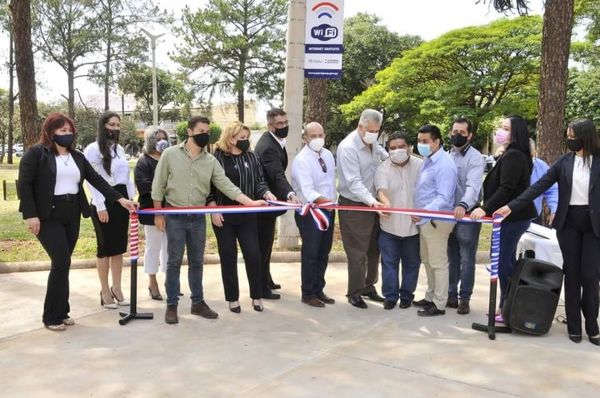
58, 153, 70, 166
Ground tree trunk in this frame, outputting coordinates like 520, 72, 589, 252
536, 0, 575, 164
8, 18, 15, 164
237, 88, 245, 123
68, 64, 75, 118
306, 78, 328, 127
104, 5, 113, 111
9, 0, 38, 150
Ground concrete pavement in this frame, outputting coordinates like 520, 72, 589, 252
0, 262, 598, 398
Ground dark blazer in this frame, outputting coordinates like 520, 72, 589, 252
18, 144, 123, 220
134, 154, 160, 226
509, 152, 600, 237
481, 148, 537, 222
254, 132, 293, 217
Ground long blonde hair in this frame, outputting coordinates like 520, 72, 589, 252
215, 121, 251, 153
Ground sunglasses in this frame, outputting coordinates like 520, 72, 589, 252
318, 156, 327, 173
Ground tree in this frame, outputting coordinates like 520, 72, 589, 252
0, 5, 16, 164
117, 64, 189, 124
173, 0, 288, 122
9, 0, 38, 149
34, 0, 101, 118
566, 67, 600, 125
341, 17, 542, 147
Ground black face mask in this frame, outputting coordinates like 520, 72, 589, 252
567, 138, 584, 152
54, 134, 75, 148
235, 139, 250, 152
192, 133, 210, 148
273, 126, 289, 139
450, 134, 468, 148
106, 129, 120, 139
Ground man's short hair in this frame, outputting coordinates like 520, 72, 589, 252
418, 124, 442, 142
359, 109, 383, 126
452, 117, 473, 134
386, 132, 410, 149
267, 108, 287, 124
188, 116, 210, 130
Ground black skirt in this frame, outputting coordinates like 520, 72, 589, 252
90, 184, 129, 257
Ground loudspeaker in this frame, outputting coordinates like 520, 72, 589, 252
502, 258, 563, 335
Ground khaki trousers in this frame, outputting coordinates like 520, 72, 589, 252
419, 221, 455, 309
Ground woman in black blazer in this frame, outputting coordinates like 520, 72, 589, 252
496, 119, 600, 345
18, 113, 136, 331
471, 116, 537, 319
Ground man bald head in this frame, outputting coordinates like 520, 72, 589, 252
303, 122, 326, 152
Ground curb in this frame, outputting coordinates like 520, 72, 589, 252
0, 251, 490, 274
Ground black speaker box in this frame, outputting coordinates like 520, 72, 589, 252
502, 258, 563, 335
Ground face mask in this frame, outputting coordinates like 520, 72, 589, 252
155, 139, 169, 153
417, 143, 432, 157
363, 131, 379, 144
54, 134, 74, 148
567, 138, 583, 152
389, 148, 409, 164
494, 129, 509, 145
450, 134, 468, 148
235, 139, 250, 152
274, 126, 289, 139
106, 129, 120, 139
308, 137, 324, 152
192, 133, 209, 148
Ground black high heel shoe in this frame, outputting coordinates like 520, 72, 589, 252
569, 334, 582, 343
589, 335, 600, 346
252, 299, 263, 312
148, 287, 163, 301
229, 301, 241, 314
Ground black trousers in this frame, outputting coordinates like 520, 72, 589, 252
256, 213, 278, 292
556, 206, 600, 336
37, 200, 81, 326
295, 211, 335, 298
213, 214, 263, 300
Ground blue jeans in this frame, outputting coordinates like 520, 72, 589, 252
295, 211, 335, 298
378, 230, 421, 302
448, 222, 482, 300
497, 219, 531, 307
165, 214, 206, 306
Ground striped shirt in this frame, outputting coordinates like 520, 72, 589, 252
208, 149, 270, 205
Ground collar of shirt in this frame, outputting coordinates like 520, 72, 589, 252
269, 131, 286, 148
425, 146, 445, 165
351, 129, 372, 152
454, 143, 471, 156
180, 140, 207, 159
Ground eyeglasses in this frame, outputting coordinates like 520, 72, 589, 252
318, 156, 327, 173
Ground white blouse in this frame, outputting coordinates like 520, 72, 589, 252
54, 154, 80, 195
569, 155, 592, 206
84, 142, 135, 211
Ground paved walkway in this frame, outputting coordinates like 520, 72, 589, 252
1, 263, 598, 397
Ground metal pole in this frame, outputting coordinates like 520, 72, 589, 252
141, 29, 165, 127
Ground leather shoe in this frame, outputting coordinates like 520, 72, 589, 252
417, 304, 445, 317
302, 297, 325, 308
589, 335, 600, 346
348, 295, 368, 309
268, 281, 281, 290
316, 292, 335, 304
399, 299, 411, 309
262, 290, 281, 300
165, 305, 178, 324
383, 300, 397, 310
191, 301, 218, 319
413, 298, 433, 308
569, 334, 582, 343
446, 297, 459, 308
362, 291, 385, 302
457, 300, 470, 315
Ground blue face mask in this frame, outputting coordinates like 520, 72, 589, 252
417, 143, 432, 157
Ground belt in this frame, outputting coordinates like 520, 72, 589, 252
54, 193, 79, 202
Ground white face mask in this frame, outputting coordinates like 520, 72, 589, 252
363, 131, 379, 144
308, 137, 324, 152
390, 148, 409, 164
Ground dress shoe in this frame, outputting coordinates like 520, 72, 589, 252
362, 291, 385, 302
413, 298, 433, 308
383, 300, 397, 310
589, 335, 600, 346
348, 295, 368, 309
111, 286, 129, 306
62, 318, 75, 326
302, 297, 325, 308
457, 299, 470, 315
316, 292, 335, 304
262, 290, 281, 300
417, 304, 445, 317
148, 287, 163, 301
268, 281, 281, 290
229, 301, 241, 314
446, 297, 459, 308
165, 305, 178, 324
252, 299, 264, 312
191, 301, 218, 319
100, 292, 117, 309
399, 299, 412, 309
569, 334, 582, 343
45, 324, 67, 331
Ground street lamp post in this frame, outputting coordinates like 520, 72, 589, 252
141, 29, 165, 127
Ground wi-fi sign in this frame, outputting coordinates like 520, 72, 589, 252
313, 1, 339, 19
311, 2, 340, 41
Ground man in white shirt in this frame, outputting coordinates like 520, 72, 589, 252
337, 109, 388, 309
291, 122, 337, 307
375, 132, 423, 310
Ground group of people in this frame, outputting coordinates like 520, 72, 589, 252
18, 108, 600, 346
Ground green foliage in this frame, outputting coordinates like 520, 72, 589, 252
566, 67, 600, 125
173, 0, 288, 118
341, 16, 542, 146
573, 0, 600, 66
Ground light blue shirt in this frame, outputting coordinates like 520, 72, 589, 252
531, 158, 558, 216
414, 148, 457, 213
